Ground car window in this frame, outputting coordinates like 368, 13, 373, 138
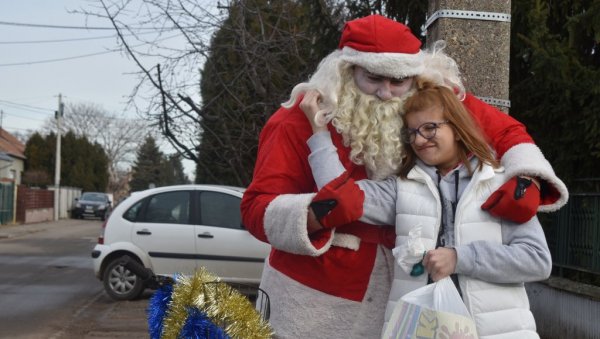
81, 193, 107, 202
123, 200, 143, 222
143, 191, 190, 224
199, 191, 242, 229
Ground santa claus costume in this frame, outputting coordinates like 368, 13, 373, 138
241, 15, 567, 339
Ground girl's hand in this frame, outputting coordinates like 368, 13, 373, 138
423, 247, 457, 281
299, 90, 328, 133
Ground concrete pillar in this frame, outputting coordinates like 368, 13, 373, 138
426, 1, 511, 112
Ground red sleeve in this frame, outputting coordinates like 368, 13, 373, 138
241, 104, 315, 243
463, 93, 534, 158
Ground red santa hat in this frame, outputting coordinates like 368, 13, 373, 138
339, 15, 424, 79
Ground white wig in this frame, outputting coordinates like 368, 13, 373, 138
281, 50, 347, 126
420, 40, 466, 100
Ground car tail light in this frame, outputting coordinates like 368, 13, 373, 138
98, 219, 108, 244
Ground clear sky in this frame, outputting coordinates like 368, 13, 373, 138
0, 0, 199, 178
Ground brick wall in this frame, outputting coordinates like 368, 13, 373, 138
16, 185, 54, 223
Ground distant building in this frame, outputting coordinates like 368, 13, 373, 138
0, 128, 26, 184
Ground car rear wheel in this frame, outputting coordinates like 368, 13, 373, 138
102, 256, 145, 300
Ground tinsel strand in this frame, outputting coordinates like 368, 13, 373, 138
160, 269, 219, 339
150, 268, 272, 338
193, 281, 272, 338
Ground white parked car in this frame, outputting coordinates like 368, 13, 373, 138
91, 184, 271, 300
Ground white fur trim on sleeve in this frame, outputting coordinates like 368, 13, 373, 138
264, 193, 334, 256
501, 143, 569, 212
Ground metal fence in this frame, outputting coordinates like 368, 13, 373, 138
0, 181, 14, 224
544, 193, 600, 276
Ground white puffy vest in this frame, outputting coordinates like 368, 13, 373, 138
384, 164, 539, 339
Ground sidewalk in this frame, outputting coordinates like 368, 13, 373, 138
60, 291, 151, 339
0, 218, 83, 239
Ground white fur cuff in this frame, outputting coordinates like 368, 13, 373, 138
264, 193, 334, 256
501, 143, 569, 212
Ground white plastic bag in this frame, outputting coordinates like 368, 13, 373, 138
401, 277, 471, 317
392, 226, 426, 274
383, 277, 478, 339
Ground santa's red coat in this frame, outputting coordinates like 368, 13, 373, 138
240, 93, 564, 302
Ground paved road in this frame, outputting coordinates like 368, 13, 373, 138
0, 219, 150, 339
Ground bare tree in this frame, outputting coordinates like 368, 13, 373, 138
42, 102, 150, 194
76, 0, 223, 164
77, 0, 343, 185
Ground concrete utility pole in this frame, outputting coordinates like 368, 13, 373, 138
54, 94, 64, 221
425, 1, 512, 113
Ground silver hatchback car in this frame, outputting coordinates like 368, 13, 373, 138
91, 184, 271, 300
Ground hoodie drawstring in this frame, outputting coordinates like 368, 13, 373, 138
452, 170, 459, 223
435, 169, 459, 248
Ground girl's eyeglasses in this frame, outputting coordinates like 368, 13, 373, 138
401, 121, 449, 144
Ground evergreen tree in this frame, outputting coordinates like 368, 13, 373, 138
130, 136, 189, 190
23, 131, 109, 191
60, 131, 109, 191
163, 154, 189, 185
23, 132, 53, 186
196, 0, 342, 186
510, 0, 600, 191
130, 136, 165, 191
24, 132, 51, 171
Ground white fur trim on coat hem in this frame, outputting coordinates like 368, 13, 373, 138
501, 143, 569, 212
257, 247, 393, 339
264, 193, 334, 255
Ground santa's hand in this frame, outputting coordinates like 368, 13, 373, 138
423, 248, 457, 282
310, 171, 364, 229
299, 90, 327, 133
481, 176, 540, 223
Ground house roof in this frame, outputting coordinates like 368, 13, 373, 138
0, 128, 26, 160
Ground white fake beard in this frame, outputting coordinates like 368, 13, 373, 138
332, 83, 414, 180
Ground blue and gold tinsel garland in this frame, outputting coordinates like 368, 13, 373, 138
147, 268, 272, 339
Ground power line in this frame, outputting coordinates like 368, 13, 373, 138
0, 20, 121, 30
1, 98, 144, 122
2, 124, 40, 132
0, 49, 117, 67
0, 35, 117, 44
0, 30, 160, 44
0, 20, 193, 31
2, 111, 48, 122
0, 34, 181, 67
0, 99, 54, 113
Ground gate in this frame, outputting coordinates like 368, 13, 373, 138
0, 181, 14, 224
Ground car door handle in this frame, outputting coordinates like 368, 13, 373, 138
136, 230, 152, 235
197, 232, 214, 239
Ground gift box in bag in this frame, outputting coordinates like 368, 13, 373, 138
383, 277, 478, 339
